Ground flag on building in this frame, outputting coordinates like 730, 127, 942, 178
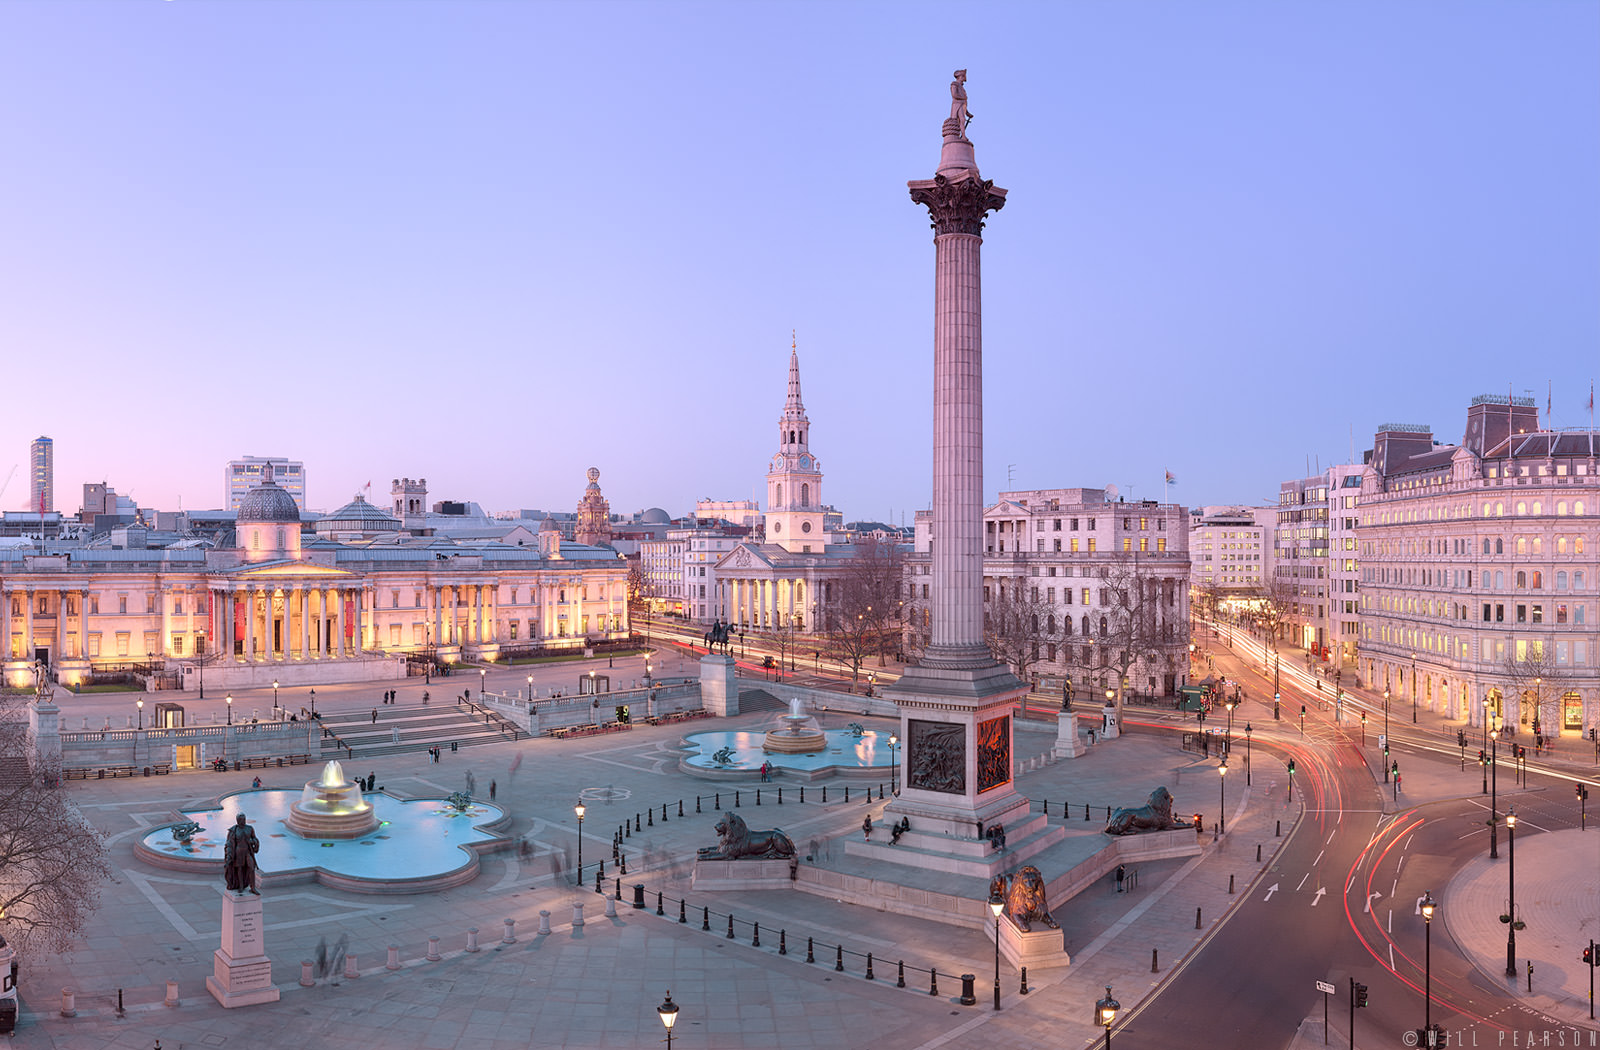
1165, 470, 1177, 485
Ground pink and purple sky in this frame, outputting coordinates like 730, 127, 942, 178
2, 2, 1596, 521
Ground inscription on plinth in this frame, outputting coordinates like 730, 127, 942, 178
220, 893, 264, 958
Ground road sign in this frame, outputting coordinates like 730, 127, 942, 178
1316, 980, 1335, 995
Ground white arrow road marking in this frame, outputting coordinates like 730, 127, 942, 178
1312, 887, 1327, 907
1264, 883, 1280, 902
1366, 891, 1382, 913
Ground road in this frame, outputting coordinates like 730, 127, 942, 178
1109, 629, 1598, 1049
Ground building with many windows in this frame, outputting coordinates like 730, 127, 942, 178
905, 488, 1192, 700
1188, 505, 1273, 595
226, 456, 306, 513
29, 436, 53, 514
1358, 395, 1599, 735
2, 465, 628, 690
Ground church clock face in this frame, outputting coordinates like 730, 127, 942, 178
799, 455, 812, 469
772, 521, 782, 533
801, 521, 812, 533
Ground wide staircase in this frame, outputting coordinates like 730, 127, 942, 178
317, 703, 521, 761
0, 755, 35, 789
737, 687, 787, 713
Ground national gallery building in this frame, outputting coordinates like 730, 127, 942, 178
1, 467, 629, 691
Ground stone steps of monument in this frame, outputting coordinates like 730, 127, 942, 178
736, 688, 786, 712
0, 755, 35, 788
318, 705, 515, 759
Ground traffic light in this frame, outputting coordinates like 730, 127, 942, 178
1457, 729, 1467, 748
1591, 728, 1597, 743
1577, 784, 1589, 800
1287, 758, 1296, 776
1584, 945, 1594, 967
1478, 749, 1486, 765
1353, 982, 1369, 1008
1392, 762, 1399, 778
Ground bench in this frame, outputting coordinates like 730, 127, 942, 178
107, 766, 136, 778
152, 763, 171, 775
64, 767, 92, 780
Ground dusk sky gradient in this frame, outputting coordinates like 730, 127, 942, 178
3, 2, 1596, 522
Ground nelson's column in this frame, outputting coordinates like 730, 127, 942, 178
874, 72, 1057, 874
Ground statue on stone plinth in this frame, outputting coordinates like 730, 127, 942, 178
949, 69, 973, 139
223, 813, 260, 894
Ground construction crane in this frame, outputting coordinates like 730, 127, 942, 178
0, 465, 16, 504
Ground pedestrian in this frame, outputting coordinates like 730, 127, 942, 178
489, 779, 497, 801
251, 776, 262, 789
1115, 863, 1126, 893
862, 815, 872, 841
423, 691, 430, 705
371, 708, 378, 724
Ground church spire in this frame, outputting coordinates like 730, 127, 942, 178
784, 330, 807, 422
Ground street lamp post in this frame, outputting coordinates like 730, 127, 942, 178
888, 734, 899, 795
1244, 723, 1252, 786
272, 679, 279, 718
226, 693, 233, 725
575, 801, 586, 886
1482, 698, 1491, 795
1504, 808, 1518, 977
1422, 892, 1437, 1045
987, 890, 1004, 1010
309, 689, 317, 718
1225, 697, 1236, 756
136, 698, 144, 730
480, 667, 486, 701
1486, 721, 1502, 858
657, 990, 679, 1049
1383, 689, 1391, 782
526, 674, 534, 702
1095, 986, 1120, 1049
1411, 652, 1418, 723
198, 629, 207, 699
1218, 760, 1228, 835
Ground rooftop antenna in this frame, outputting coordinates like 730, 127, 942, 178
1007, 463, 1016, 488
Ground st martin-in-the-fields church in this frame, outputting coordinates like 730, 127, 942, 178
712, 342, 865, 636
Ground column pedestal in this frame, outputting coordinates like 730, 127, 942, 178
206, 888, 280, 1007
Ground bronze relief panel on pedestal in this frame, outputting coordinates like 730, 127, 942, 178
977, 715, 1011, 793
907, 719, 965, 794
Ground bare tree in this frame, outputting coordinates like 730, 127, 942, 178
0, 698, 113, 958
824, 536, 904, 680
1500, 646, 1570, 733
1096, 558, 1184, 713
983, 575, 1055, 684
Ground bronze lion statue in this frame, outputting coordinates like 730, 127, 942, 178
696, 812, 796, 860
1105, 786, 1183, 835
988, 865, 1058, 932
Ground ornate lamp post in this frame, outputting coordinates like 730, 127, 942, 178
1489, 721, 1500, 859
987, 890, 1004, 1010
574, 800, 586, 885
1421, 891, 1437, 1044
888, 734, 899, 795
526, 674, 534, 702
1482, 697, 1491, 795
1383, 689, 1391, 782
136, 698, 144, 730
1225, 696, 1237, 754
1218, 760, 1228, 835
1244, 723, 1252, 785
197, 628, 207, 699
225, 693, 233, 725
309, 688, 317, 718
1411, 651, 1418, 723
1096, 986, 1120, 1049
480, 666, 487, 701
1504, 808, 1518, 976
657, 990, 679, 1049
272, 679, 279, 718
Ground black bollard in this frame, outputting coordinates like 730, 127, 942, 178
835, 945, 844, 972
678, 799, 684, 817
866, 953, 875, 980
726, 914, 735, 939
696, 795, 702, 813
1195, 906, 1202, 929
625, 820, 631, 838
656, 891, 664, 916
756, 789, 761, 806
735, 790, 741, 808
822, 786, 827, 803
930, 967, 939, 996
614, 877, 621, 898
1228, 874, 1235, 894
1256, 843, 1262, 862
800, 786, 805, 803
715, 792, 720, 810
896, 961, 905, 988
1042, 798, 1048, 814
1020, 967, 1029, 995
632, 884, 645, 909
1276, 819, 1281, 837
662, 803, 668, 822
702, 906, 710, 931
752, 922, 760, 948
1152, 948, 1159, 973
959, 973, 976, 1006
595, 870, 603, 894
620, 855, 627, 875
648, 809, 653, 827
845, 788, 850, 803
779, 930, 787, 955
1107, 805, 1112, 821
598, 859, 605, 878
1085, 803, 1091, 821
778, 788, 783, 804
635, 814, 641, 832
679, 899, 687, 924
806, 936, 815, 963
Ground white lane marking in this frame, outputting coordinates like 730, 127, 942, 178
1297, 872, 1311, 891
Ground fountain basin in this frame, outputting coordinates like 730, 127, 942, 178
683, 728, 893, 781
286, 759, 378, 839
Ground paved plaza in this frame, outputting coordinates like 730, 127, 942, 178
15, 661, 1597, 1049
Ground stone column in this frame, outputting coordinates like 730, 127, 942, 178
161, 586, 172, 657
23, 589, 34, 661
55, 590, 68, 658
335, 589, 346, 659
78, 590, 89, 662
297, 587, 309, 660
243, 589, 256, 662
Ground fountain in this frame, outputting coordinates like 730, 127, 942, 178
762, 698, 828, 754
285, 760, 379, 839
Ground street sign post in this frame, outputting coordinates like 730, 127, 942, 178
1315, 980, 1335, 1044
